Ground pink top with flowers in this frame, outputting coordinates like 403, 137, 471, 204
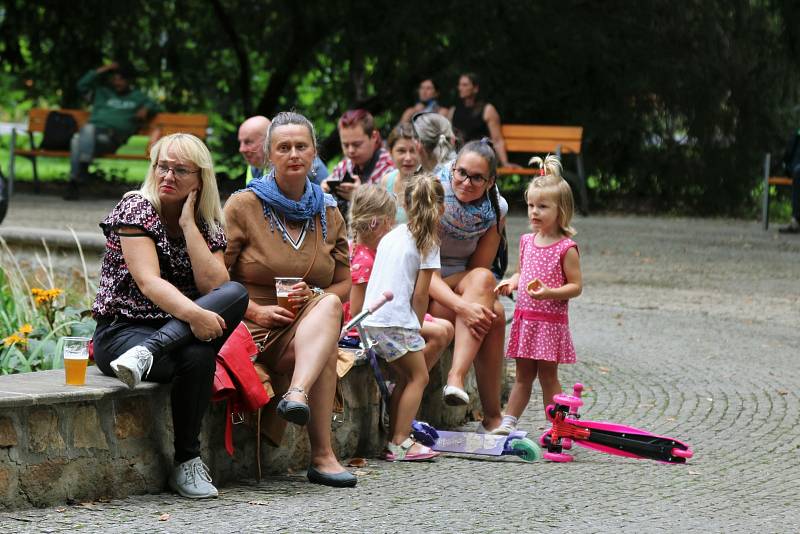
506, 234, 578, 363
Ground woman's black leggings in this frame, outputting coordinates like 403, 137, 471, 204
93, 281, 249, 463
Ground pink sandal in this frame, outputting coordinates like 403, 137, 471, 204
384, 438, 440, 462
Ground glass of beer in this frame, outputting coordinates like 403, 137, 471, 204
62, 336, 91, 386
275, 277, 302, 312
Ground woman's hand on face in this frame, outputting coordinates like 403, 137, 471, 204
459, 302, 496, 339
251, 303, 295, 329
179, 190, 199, 230
189, 307, 226, 341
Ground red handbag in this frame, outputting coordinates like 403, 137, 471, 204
212, 323, 270, 456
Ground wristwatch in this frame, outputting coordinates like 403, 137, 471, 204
311, 287, 324, 297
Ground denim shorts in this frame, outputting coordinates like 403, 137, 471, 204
363, 326, 425, 362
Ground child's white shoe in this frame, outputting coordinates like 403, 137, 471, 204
490, 415, 519, 435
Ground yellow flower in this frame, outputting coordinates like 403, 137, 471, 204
2, 334, 27, 347
31, 287, 63, 305
18, 324, 33, 335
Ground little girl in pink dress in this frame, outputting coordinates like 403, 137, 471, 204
494, 155, 583, 435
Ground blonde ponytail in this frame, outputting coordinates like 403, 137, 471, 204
405, 173, 445, 255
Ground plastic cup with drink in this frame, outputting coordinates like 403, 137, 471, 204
62, 336, 91, 386
275, 277, 303, 312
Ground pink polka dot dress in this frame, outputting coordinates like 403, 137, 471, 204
506, 234, 578, 363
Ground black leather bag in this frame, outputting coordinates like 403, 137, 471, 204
40, 111, 78, 150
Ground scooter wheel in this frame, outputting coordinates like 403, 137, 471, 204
510, 438, 542, 462
553, 393, 583, 410
539, 430, 552, 447
411, 421, 438, 447
561, 438, 573, 450
544, 451, 573, 463
671, 447, 693, 459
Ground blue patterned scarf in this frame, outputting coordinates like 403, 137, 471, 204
247, 169, 336, 239
438, 166, 498, 241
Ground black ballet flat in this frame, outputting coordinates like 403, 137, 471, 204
277, 386, 310, 426
306, 465, 357, 488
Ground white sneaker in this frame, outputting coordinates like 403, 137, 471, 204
491, 415, 519, 435
169, 457, 218, 499
442, 385, 469, 406
110, 345, 153, 389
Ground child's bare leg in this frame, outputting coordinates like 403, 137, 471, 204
537, 361, 562, 411
387, 350, 429, 447
420, 318, 454, 371
504, 359, 539, 419
387, 375, 407, 438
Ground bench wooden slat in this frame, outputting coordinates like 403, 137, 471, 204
502, 124, 583, 142
497, 166, 545, 176
24, 108, 207, 139
504, 139, 582, 154
767, 176, 793, 186
14, 149, 154, 161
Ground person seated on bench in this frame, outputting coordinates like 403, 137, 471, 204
410, 111, 456, 174
66, 61, 160, 200
91, 133, 248, 499
447, 72, 519, 168
321, 109, 396, 218
399, 78, 449, 124
224, 112, 357, 488
428, 138, 508, 432
780, 128, 800, 234
239, 115, 328, 185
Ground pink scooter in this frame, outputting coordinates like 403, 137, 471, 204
540, 383, 694, 463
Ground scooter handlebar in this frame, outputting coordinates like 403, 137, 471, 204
367, 291, 393, 313
340, 291, 394, 339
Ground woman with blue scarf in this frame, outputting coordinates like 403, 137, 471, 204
224, 112, 356, 488
428, 139, 508, 433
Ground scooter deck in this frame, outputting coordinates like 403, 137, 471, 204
433, 430, 526, 456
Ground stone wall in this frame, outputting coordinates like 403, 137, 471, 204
0, 347, 494, 510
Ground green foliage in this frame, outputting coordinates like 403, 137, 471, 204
2, 0, 800, 214
0, 239, 96, 375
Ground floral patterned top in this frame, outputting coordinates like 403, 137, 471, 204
92, 193, 227, 321
350, 242, 376, 285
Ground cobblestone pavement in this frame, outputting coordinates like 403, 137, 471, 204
1, 195, 799, 533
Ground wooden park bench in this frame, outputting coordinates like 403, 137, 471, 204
7, 108, 208, 194
761, 152, 794, 230
497, 124, 588, 214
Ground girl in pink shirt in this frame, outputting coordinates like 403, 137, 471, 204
495, 155, 583, 435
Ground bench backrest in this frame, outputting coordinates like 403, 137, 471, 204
501, 124, 583, 155
26, 108, 208, 139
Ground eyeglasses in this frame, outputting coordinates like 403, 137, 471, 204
453, 165, 489, 186
154, 163, 200, 179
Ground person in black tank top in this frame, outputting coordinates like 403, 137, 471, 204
448, 73, 518, 168
452, 100, 490, 144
